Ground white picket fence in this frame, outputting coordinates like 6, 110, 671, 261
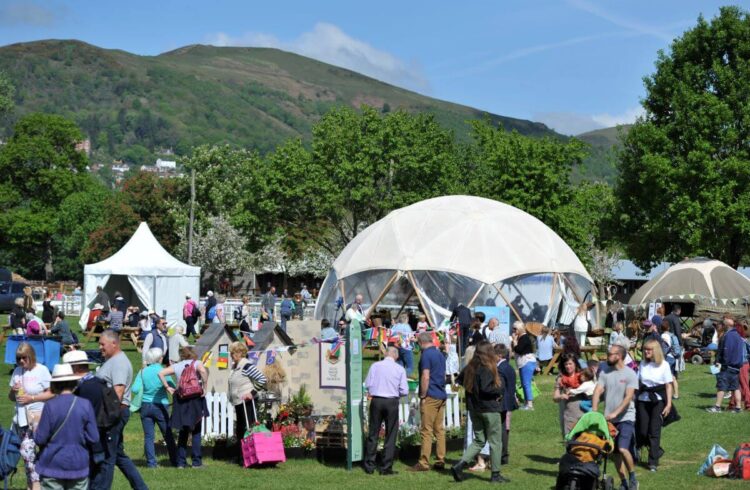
201, 385, 463, 441
366, 385, 462, 429
202, 392, 235, 440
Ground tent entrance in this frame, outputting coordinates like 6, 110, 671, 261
103, 274, 147, 312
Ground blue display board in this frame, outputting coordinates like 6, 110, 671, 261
474, 306, 511, 337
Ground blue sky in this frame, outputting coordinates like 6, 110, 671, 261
0, 0, 745, 134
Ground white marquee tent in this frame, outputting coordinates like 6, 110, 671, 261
79, 222, 200, 329
315, 195, 595, 328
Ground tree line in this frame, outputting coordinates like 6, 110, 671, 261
0, 6, 748, 283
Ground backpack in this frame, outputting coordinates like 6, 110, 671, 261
177, 361, 204, 399
731, 443, 750, 480
280, 299, 293, 315
191, 302, 201, 319
206, 306, 216, 321
0, 426, 21, 488
94, 378, 122, 429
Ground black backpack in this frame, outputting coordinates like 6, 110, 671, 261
94, 378, 122, 429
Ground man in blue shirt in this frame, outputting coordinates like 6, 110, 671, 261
409, 332, 447, 472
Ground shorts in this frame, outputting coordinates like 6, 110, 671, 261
614, 421, 636, 457
716, 369, 740, 392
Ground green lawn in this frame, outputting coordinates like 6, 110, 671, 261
0, 321, 747, 489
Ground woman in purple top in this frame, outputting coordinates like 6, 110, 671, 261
34, 364, 101, 490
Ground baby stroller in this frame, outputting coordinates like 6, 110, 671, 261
556, 412, 615, 490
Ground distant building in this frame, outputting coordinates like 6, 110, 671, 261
112, 163, 131, 174
155, 158, 176, 170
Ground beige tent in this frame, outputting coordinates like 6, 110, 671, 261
629, 257, 750, 306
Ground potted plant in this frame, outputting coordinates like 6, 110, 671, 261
288, 384, 314, 420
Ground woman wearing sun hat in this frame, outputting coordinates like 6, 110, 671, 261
33, 363, 101, 490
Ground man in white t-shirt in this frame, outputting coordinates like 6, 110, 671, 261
345, 294, 367, 323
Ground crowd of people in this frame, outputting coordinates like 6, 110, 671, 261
6, 286, 750, 489
358, 300, 750, 488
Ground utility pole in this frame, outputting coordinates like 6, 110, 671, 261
188, 167, 195, 264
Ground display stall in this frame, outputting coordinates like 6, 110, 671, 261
314, 195, 595, 329
79, 222, 200, 329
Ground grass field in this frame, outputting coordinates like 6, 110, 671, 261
0, 321, 746, 489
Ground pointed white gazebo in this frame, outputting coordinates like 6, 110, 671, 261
79, 222, 200, 328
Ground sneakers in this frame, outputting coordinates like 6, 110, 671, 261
730, 408, 742, 414
519, 405, 534, 411
706, 406, 722, 413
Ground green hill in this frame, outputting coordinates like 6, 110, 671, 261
572, 124, 631, 184
0, 40, 557, 162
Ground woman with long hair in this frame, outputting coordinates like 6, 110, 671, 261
451, 341, 508, 484
636, 339, 673, 471
552, 353, 584, 438
512, 322, 537, 410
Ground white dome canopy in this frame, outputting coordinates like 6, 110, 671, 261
332, 195, 592, 284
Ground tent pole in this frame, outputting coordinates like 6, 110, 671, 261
546, 274, 559, 318
395, 289, 416, 319
561, 274, 584, 304
493, 284, 522, 323
367, 271, 400, 320
467, 284, 485, 308
407, 271, 435, 328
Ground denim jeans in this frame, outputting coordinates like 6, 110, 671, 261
519, 361, 537, 402
398, 348, 414, 376
140, 402, 177, 467
280, 313, 291, 332
177, 423, 202, 468
90, 407, 148, 490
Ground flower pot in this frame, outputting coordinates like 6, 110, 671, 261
285, 446, 315, 459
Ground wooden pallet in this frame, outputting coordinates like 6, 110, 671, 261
315, 431, 347, 448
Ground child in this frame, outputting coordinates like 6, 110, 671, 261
568, 368, 596, 412
416, 314, 429, 333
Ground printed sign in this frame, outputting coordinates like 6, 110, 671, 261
319, 343, 346, 389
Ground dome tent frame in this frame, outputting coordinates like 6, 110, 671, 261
315, 196, 595, 328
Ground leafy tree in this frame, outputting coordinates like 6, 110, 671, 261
0, 71, 13, 116
274, 106, 458, 253
81, 198, 140, 264
53, 181, 115, 279
0, 113, 88, 277
120, 170, 182, 253
463, 119, 587, 242
616, 6, 750, 268
177, 215, 253, 289
180, 145, 277, 251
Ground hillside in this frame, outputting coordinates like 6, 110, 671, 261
0, 40, 557, 162
572, 124, 631, 184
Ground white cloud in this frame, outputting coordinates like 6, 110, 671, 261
0, 1, 60, 27
205, 23, 429, 93
534, 106, 643, 135
591, 107, 644, 128
567, 0, 677, 42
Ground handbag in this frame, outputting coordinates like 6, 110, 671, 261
515, 380, 540, 401
662, 402, 680, 427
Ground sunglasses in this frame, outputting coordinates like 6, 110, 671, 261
16, 356, 28, 362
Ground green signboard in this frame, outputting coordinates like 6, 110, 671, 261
346, 319, 364, 469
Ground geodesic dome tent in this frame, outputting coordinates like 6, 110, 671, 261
314, 196, 595, 328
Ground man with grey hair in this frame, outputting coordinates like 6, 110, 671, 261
482, 317, 510, 347
95, 330, 148, 490
409, 332, 447, 472
363, 346, 408, 475
345, 294, 367, 323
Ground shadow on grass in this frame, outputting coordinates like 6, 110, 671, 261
522, 467, 558, 477
525, 454, 560, 465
